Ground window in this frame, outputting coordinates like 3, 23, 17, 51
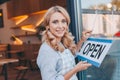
81, 0, 120, 37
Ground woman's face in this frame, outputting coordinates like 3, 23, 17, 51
49, 12, 68, 40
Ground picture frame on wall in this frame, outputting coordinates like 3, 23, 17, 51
0, 9, 4, 28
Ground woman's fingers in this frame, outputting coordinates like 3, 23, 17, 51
81, 30, 92, 41
83, 30, 92, 36
75, 61, 92, 71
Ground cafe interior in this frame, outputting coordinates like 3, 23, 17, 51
0, 0, 120, 80
0, 0, 67, 80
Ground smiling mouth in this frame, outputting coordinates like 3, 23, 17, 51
56, 30, 64, 33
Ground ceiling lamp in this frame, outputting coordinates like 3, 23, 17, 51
0, 12, 2, 16
21, 24, 36, 32
11, 34, 23, 45
31, 10, 47, 15
11, 15, 28, 25
36, 17, 44, 27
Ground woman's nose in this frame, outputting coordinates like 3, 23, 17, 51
58, 22, 63, 28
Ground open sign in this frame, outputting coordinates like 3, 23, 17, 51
78, 37, 113, 67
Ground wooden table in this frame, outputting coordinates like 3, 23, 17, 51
0, 58, 19, 80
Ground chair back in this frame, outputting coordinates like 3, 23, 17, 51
0, 44, 7, 59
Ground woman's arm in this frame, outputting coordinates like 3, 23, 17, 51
64, 61, 91, 80
76, 38, 84, 52
76, 30, 92, 52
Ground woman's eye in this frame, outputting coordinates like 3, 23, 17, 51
51, 19, 67, 25
62, 20, 67, 24
52, 20, 58, 24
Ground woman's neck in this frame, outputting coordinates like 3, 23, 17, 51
56, 37, 62, 43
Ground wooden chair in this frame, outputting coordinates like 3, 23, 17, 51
14, 66, 28, 80
6, 44, 28, 80
0, 44, 7, 59
24, 44, 40, 71
0, 44, 8, 75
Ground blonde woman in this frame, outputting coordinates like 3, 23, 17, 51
37, 6, 92, 80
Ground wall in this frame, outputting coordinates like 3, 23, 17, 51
0, 3, 41, 44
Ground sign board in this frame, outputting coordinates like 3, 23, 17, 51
77, 37, 113, 67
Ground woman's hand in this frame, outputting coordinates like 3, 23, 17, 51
74, 61, 92, 72
81, 30, 92, 42
64, 61, 91, 80
76, 30, 92, 71
76, 30, 92, 52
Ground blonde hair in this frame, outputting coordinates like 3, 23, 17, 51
42, 6, 77, 54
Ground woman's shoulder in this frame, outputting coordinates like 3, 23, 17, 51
38, 42, 60, 61
40, 42, 52, 50
40, 42, 49, 48
39, 42, 57, 55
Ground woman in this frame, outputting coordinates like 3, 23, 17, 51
37, 6, 92, 80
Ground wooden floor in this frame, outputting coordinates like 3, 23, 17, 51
0, 64, 42, 80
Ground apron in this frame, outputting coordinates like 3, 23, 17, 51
58, 49, 78, 80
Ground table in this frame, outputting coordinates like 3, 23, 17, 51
0, 58, 19, 80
